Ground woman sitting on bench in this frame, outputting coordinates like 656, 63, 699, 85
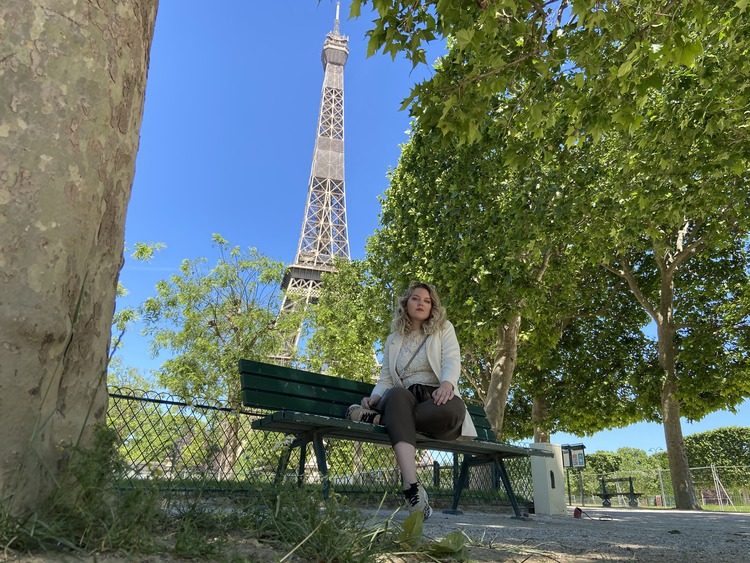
347, 282, 476, 519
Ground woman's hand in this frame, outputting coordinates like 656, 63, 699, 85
432, 381, 454, 406
362, 395, 381, 409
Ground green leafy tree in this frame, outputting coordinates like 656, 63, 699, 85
352, 1, 747, 148
354, 0, 750, 511
368, 115, 656, 445
572, 120, 750, 509
510, 308, 659, 441
586, 452, 624, 475
305, 258, 388, 382
109, 242, 165, 388
141, 235, 294, 404
107, 357, 151, 391
368, 122, 587, 436
685, 427, 750, 488
685, 427, 750, 468
139, 235, 298, 476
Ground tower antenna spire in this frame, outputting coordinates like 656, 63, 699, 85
334, 1, 341, 35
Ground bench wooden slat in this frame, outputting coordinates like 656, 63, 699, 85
242, 377, 364, 412
253, 411, 392, 442
240, 359, 371, 393
242, 389, 351, 418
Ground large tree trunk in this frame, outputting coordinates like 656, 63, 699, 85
484, 313, 521, 438
657, 318, 700, 509
614, 250, 701, 510
532, 395, 551, 443
0, 0, 158, 515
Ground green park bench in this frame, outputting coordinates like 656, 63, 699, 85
596, 476, 643, 507
239, 358, 552, 517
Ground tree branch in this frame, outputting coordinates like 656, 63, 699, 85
601, 257, 658, 320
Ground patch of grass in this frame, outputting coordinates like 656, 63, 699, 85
0, 424, 162, 555
700, 504, 750, 513
1, 429, 481, 562
253, 486, 395, 563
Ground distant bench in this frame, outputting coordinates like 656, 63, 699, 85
239, 358, 552, 517
595, 477, 642, 507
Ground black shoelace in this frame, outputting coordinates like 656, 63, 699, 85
404, 484, 420, 507
359, 411, 379, 424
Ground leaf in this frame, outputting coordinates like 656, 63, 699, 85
455, 29, 475, 50
348, 0, 362, 18
678, 42, 703, 66
366, 31, 382, 59
617, 60, 633, 77
397, 511, 423, 546
736, 0, 749, 12
427, 530, 468, 554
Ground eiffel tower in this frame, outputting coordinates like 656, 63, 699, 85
276, 3, 351, 361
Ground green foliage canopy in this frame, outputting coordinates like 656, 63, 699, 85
140, 235, 294, 405
305, 258, 388, 382
352, 0, 749, 150
686, 426, 750, 468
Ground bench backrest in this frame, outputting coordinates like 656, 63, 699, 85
239, 358, 497, 441
601, 477, 635, 493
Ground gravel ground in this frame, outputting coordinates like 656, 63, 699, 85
5, 506, 749, 562
370, 505, 750, 561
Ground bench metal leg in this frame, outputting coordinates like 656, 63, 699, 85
443, 454, 523, 518
278, 434, 311, 488
275, 447, 291, 486
297, 443, 307, 488
310, 431, 330, 500
493, 456, 523, 519
444, 455, 470, 515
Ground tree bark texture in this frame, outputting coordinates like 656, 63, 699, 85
484, 313, 521, 439
657, 317, 700, 510
532, 395, 550, 443
0, 0, 158, 515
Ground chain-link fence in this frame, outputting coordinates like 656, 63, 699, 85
562, 465, 750, 510
107, 387, 535, 511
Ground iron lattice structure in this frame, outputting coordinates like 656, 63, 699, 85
278, 5, 351, 359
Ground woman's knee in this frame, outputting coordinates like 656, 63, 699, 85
415, 397, 465, 432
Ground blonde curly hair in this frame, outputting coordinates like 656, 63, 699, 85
391, 282, 447, 336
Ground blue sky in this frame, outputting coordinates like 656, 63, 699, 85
117, 1, 748, 455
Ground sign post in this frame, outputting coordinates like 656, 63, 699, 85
561, 444, 587, 506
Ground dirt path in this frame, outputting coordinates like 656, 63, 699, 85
402, 505, 750, 561
4, 506, 749, 562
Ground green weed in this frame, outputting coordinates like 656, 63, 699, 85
0, 424, 161, 555
253, 486, 398, 563
1, 433, 476, 562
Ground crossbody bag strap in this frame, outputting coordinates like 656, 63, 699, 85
395, 335, 429, 386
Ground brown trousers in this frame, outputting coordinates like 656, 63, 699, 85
378, 384, 466, 447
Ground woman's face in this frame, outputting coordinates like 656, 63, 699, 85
406, 287, 432, 325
